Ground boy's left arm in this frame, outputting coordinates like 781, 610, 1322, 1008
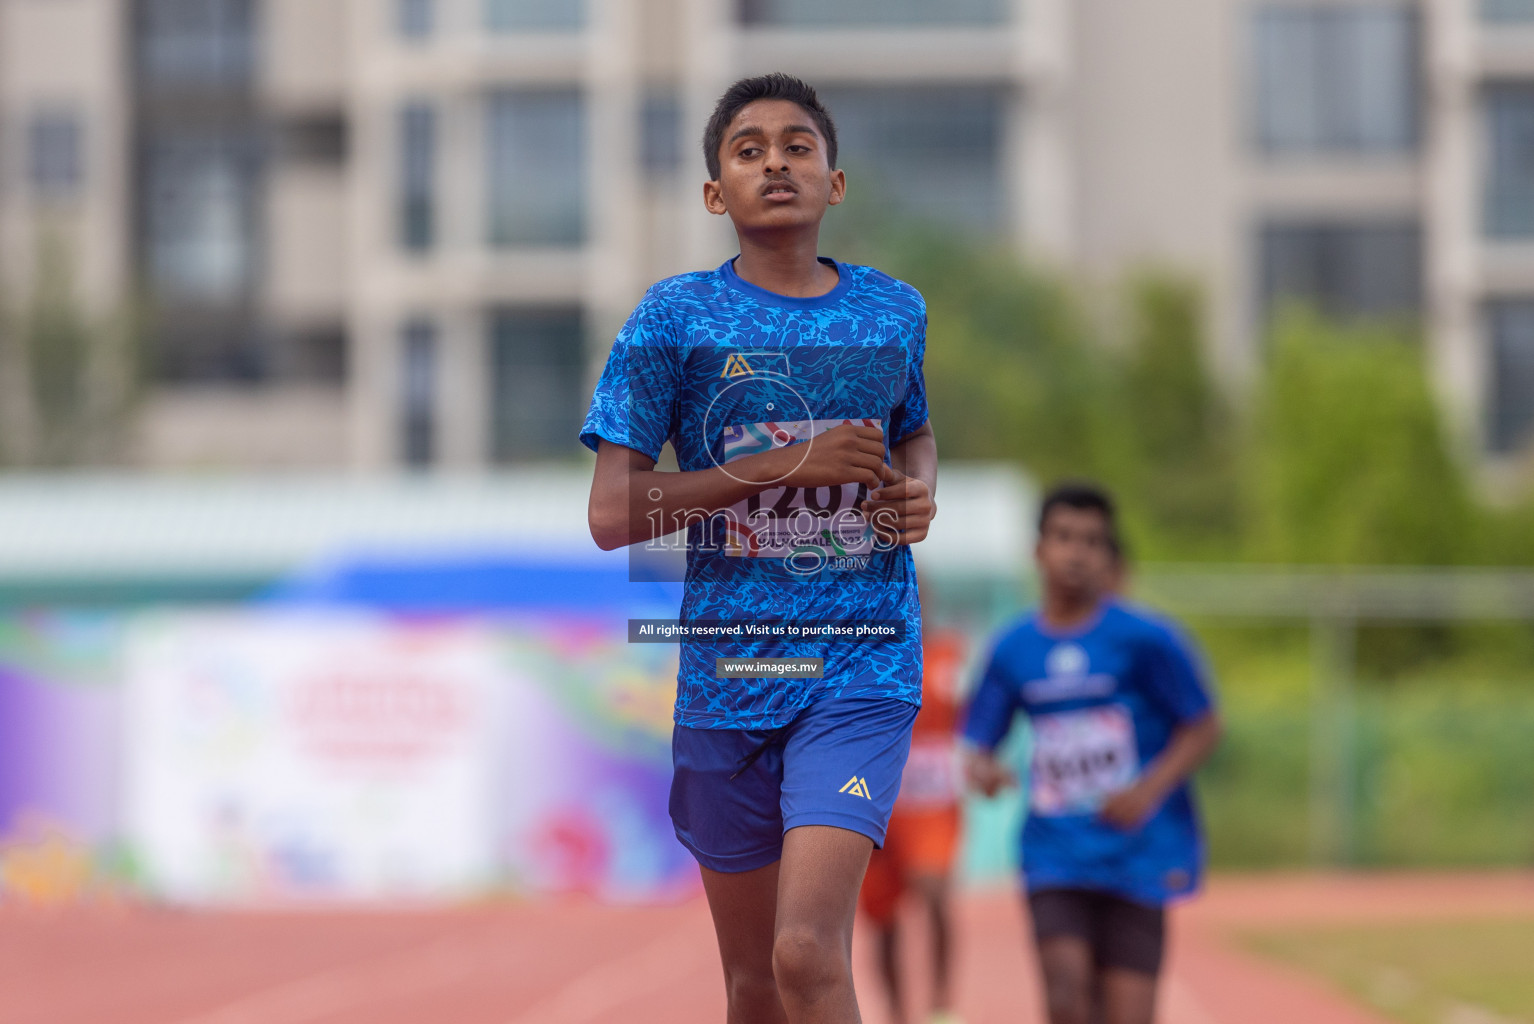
1101, 624, 1223, 830
865, 422, 937, 545
1099, 712, 1222, 830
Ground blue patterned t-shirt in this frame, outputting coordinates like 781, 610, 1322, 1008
579, 256, 929, 730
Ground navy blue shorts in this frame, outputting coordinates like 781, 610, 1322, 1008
670, 698, 920, 873
1028, 888, 1167, 975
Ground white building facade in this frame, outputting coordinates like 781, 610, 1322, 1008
2, 0, 1533, 468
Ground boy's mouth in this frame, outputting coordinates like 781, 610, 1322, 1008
761, 179, 799, 200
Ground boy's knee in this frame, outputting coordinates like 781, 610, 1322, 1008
722, 966, 783, 1023
1042, 968, 1091, 1024
771, 925, 847, 998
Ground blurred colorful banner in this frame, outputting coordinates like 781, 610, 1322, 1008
499, 617, 693, 902
0, 554, 696, 905
0, 612, 125, 903
124, 611, 504, 903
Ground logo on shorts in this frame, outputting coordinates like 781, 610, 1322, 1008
839, 775, 872, 799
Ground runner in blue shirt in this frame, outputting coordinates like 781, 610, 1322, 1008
962, 483, 1221, 1024
583, 73, 937, 1024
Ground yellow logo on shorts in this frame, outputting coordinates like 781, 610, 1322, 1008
721, 353, 755, 378
839, 776, 872, 799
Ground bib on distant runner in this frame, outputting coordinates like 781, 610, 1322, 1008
1028, 705, 1138, 816
720, 418, 879, 559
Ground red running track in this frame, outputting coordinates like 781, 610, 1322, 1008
4, 873, 1533, 1024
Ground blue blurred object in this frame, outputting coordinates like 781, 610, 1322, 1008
262, 546, 683, 616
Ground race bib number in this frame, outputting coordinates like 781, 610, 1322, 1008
899, 737, 960, 808
1029, 705, 1138, 816
720, 418, 878, 559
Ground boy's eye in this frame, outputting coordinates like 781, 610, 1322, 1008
738, 146, 761, 158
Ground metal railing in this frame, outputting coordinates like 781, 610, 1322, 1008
1136, 567, 1534, 866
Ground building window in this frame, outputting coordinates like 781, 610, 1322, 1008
401, 318, 437, 467
137, 0, 255, 86
399, 0, 433, 39
1259, 221, 1421, 324
737, 0, 1005, 27
817, 85, 1007, 234
490, 309, 583, 462
273, 326, 347, 384
1485, 86, 1534, 238
485, 0, 583, 31
29, 112, 83, 197
1254, 6, 1418, 154
1484, 0, 1534, 20
144, 133, 258, 301
1486, 302, 1534, 453
641, 90, 683, 178
400, 102, 435, 252
487, 90, 585, 246
275, 116, 347, 165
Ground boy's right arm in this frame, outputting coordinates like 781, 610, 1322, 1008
587, 424, 891, 551
958, 646, 1019, 798
962, 744, 1016, 798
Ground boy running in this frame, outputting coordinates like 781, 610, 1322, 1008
962, 484, 1220, 1024
858, 619, 966, 1024
582, 73, 936, 1024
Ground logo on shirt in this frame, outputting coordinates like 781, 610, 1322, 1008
839, 775, 872, 799
721, 353, 755, 378
1024, 644, 1116, 704
1046, 643, 1089, 678
716, 351, 792, 382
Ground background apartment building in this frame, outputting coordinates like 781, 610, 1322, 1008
2, 0, 1534, 470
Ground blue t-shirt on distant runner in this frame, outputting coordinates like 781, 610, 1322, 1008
580, 256, 929, 731
962, 600, 1215, 906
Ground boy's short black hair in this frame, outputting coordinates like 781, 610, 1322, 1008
702, 72, 838, 181
1038, 481, 1120, 548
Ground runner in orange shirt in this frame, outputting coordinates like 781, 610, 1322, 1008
859, 624, 966, 1024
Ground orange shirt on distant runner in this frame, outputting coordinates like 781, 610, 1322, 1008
861, 630, 967, 922
897, 629, 964, 811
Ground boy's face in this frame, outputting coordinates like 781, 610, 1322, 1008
1035, 506, 1115, 603
703, 99, 845, 233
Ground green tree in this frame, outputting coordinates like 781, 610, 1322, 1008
842, 227, 1125, 484
868, 236, 1236, 559
0, 232, 146, 468
829, 211, 1485, 576
1244, 309, 1476, 567
1115, 272, 1239, 558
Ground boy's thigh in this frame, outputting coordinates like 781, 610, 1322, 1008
780, 697, 919, 845
776, 824, 877, 941
700, 861, 783, 974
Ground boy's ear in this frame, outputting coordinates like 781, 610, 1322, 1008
827, 168, 846, 207
703, 179, 728, 216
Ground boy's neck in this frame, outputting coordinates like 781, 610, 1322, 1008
1040, 588, 1106, 632
733, 233, 839, 298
